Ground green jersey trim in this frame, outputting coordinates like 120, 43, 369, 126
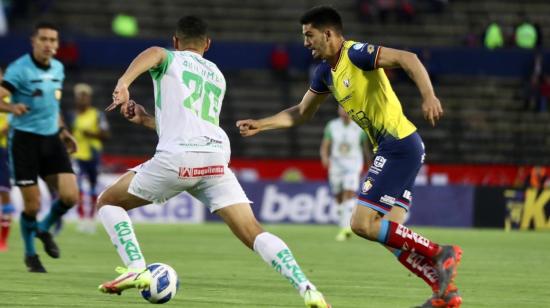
149, 49, 174, 81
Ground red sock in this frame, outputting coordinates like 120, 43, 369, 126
88, 195, 97, 219
397, 250, 439, 292
0, 215, 11, 245
77, 193, 85, 219
380, 220, 441, 258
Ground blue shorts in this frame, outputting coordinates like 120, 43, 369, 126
357, 132, 424, 215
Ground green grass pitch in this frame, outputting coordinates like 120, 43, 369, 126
0, 223, 549, 307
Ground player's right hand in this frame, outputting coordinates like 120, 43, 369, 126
10, 103, 28, 116
106, 81, 130, 112
122, 100, 148, 125
236, 119, 261, 137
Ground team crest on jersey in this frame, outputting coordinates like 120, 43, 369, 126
55, 89, 62, 100
343, 79, 350, 88
367, 45, 375, 54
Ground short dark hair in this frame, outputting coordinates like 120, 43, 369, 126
300, 6, 343, 33
32, 21, 59, 36
176, 16, 208, 42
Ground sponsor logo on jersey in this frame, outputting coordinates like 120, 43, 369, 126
353, 43, 365, 50
179, 165, 224, 178
380, 194, 396, 206
337, 94, 353, 104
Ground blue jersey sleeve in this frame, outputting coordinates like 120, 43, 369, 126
348, 43, 381, 71
309, 63, 331, 94
2, 63, 23, 93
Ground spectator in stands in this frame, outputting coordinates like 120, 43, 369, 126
270, 43, 291, 104
484, 21, 504, 50
356, 0, 374, 23
375, 0, 396, 23
56, 38, 80, 69
515, 166, 549, 194
70, 83, 110, 234
523, 51, 549, 112
397, 0, 416, 23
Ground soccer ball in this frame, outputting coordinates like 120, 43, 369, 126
140, 263, 180, 304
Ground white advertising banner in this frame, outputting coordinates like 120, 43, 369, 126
9, 173, 204, 224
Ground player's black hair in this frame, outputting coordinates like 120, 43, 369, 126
176, 16, 208, 42
300, 6, 343, 33
32, 21, 59, 36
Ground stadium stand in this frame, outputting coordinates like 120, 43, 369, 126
2, 0, 549, 165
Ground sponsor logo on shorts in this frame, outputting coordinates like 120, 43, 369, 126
362, 180, 373, 193
16, 179, 36, 186
380, 194, 396, 206
179, 165, 224, 178
403, 190, 412, 202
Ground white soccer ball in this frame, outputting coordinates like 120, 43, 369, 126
140, 263, 180, 304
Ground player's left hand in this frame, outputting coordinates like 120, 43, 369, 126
421, 96, 443, 127
106, 81, 130, 112
59, 129, 78, 154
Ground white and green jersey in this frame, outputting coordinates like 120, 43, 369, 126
149, 49, 230, 154
323, 118, 367, 172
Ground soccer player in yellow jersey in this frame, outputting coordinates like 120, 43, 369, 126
71, 83, 110, 233
237, 6, 462, 308
0, 67, 14, 252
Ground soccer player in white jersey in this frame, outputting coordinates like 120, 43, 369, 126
320, 106, 370, 241
95, 16, 330, 308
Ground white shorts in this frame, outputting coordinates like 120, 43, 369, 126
328, 168, 361, 195
128, 151, 251, 212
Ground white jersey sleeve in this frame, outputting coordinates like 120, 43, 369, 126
149, 49, 230, 156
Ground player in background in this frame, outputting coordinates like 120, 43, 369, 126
320, 105, 370, 241
237, 6, 462, 308
0, 22, 79, 272
0, 67, 15, 252
71, 83, 110, 234
96, 16, 330, 308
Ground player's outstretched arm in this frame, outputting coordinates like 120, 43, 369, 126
107, 47, 167, 111
237, 90, 328, 137
376, 47, 443, 126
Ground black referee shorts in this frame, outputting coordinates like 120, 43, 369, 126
9, 129, 74, 187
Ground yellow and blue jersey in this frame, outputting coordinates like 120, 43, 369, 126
0, 112, 8, 149
72, 107, 108, 161
1, 54, 64, 136
310, 40, 416, 152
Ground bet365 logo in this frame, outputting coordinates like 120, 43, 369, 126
520, 189, 550, 230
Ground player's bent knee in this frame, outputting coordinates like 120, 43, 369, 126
350, 215, 381, 241
59, 194, 78, 207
